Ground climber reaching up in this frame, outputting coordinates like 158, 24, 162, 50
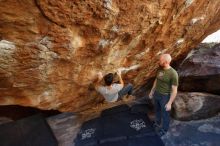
94, 70, 134, 103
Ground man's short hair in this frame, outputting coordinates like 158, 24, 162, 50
160, 54, 172, 63
104, 73, 114, 86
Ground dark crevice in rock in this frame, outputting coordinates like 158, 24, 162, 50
179, 75, 220, 95
34, 0, 66, 28
0, 105, 61, 120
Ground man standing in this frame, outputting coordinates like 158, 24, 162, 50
149, 54, 178, 136
94, 70, 134, 103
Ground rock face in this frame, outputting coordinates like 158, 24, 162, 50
178, 43, 220, 95
173, 92, 220, 120
0, 0, 220, 112
162, 114, 220, 146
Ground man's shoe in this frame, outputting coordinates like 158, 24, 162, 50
127, 95, 136, 100
153, 122, 160, 131
156, 129, 167, 137
122, 95, 136, 102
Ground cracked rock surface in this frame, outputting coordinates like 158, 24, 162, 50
0, 0, 220, 111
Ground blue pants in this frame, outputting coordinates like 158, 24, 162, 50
153, 91, 170, 131
118, 83, 133, 99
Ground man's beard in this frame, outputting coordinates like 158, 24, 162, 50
159, 63, 165, 68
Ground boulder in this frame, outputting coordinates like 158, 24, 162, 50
178, 43, 220, 95
0, 0, 220, 111
173, 92, 220, 120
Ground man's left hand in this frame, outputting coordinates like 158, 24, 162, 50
165, 103, 172, 111
97, 72, 103, 80
116, 69, 122, 76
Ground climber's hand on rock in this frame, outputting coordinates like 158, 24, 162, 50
116, 69, 122, 76
97, 72, 103, 80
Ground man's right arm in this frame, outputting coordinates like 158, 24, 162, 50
149, 79, 157, 99
117, 70, 124, 87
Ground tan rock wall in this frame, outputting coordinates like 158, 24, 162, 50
0, 0, 220, 111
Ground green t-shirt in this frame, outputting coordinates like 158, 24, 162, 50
155, 67, 178, 94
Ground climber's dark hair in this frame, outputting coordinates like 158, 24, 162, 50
104, 73, 114, 86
